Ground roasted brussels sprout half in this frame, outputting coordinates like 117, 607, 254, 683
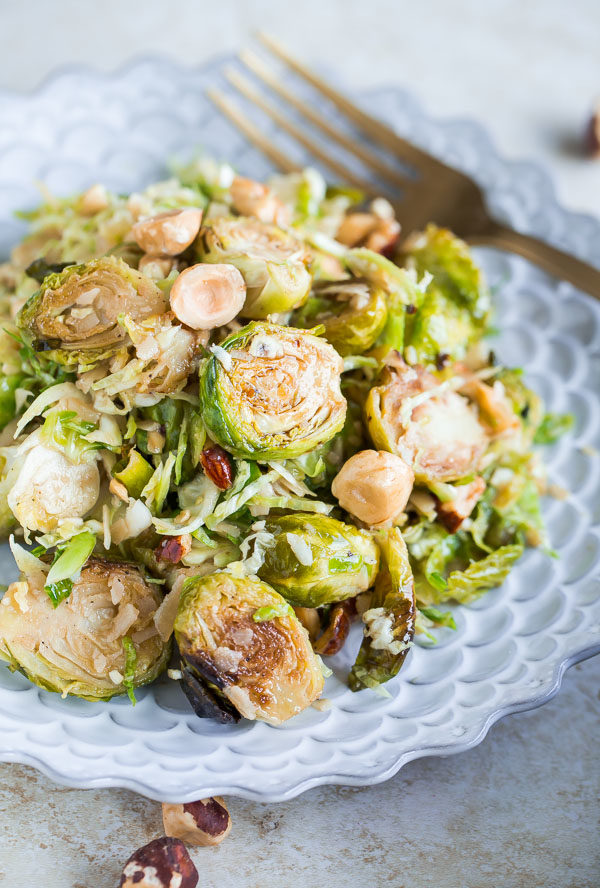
258, 514, 380, 607
6, 432, 100, 533
175, 573, 324, 725
294, 279, 388, 356
196, 216, 312, 318
365, 359, 488, 482
17, 256, 168, 366
401, 224, 491, 323
199, 322, 346, 459
403, 285, 480, 365
0, 559, 169, 700
349, 527, 416, 691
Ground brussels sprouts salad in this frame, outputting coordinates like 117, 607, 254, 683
0, 159, 569, 725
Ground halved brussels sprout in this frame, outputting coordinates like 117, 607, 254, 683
6, 431, 100, 533
196, 216, 312, 318
294, 279, 387, 356
349, 527, 416, 691
258, 514, 380, 607
403, 284, 480, 365
175, 573, 324, 725
401, 224, 491, 323
200, 322, 346, 459
0, 559, 169, 700
365, 359, 488, 482
17, 256, 168, 366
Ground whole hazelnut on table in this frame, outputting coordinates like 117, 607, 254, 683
119, 836, 198, 887
162, 796, 232, 846
585, 101, 600, 158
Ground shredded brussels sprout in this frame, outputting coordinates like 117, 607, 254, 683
0, 159, 566, 718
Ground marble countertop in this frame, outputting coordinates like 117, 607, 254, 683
0, 1, 599, 885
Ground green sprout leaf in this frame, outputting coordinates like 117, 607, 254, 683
45, 531, 96, 586
44, 578, 73, 608
252, 602, 294, 622
534, 412, 574, 445
122, 636, 138, 706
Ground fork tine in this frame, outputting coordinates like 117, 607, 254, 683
238, 49, 413, 192
206, 87, 300, 173
224, 67, 380, 198
258, 32, 448, 176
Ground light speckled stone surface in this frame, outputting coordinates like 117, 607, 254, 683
0, 0, 599, 884
0, 659, 598, 886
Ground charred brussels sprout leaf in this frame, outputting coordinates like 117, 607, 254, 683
258, 514, 380, 607
175, 573, 324, 724
199, 322, 346, 460
197, 216, 312, 318
0, 559, 169, 700
294, 279, 387, 356
17, 256, 168, 366
349, 527, 416, 691
25, 258, 73, 284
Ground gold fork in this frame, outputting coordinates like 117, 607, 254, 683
206, 33, 600, 298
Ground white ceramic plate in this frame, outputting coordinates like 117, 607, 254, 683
0, 58, 599, 803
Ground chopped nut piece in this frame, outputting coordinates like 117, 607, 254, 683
293, 606, 320, 640
314, 598, 356, 656
162, 797, 232, 847
200, 445, 234, 490
119, 836, 198, 887
155, 534, 193, 564
109, 477, 130, 503
132, 208, 203, 256
437, 476, 486, 532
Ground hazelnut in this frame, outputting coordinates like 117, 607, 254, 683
119, 836, 198, 887
139, 254, 175, 281
230, 175, 290, 226
132, 208, 203, 256
336, 212, 377, 247
585, 102, 600, 158
78, 183, 109, 215
169, 263, 246, 330
331, 449, 415, 526
162, 797, 232, 847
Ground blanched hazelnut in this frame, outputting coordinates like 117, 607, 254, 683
119, 836, 198, 887
336, 212, 377, 247
230, 175, 290, 226
139, 254, 175, 281
365, 218, 401, 256
331, 449, 414, 526
78, 183, 109, 215
293, 606, 321, 640
169, 263, 246, 330
162, 797, 232, 847
132, 208, 203, 256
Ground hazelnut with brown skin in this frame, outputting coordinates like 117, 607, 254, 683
162, 797, 232, 847
119, 836, 198, 887
585, 102, 600, 158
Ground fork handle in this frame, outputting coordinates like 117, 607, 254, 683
466, 223, 600, 297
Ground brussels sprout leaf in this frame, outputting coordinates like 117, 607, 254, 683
122, 636, 138, 705
44, 578, 73, 608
